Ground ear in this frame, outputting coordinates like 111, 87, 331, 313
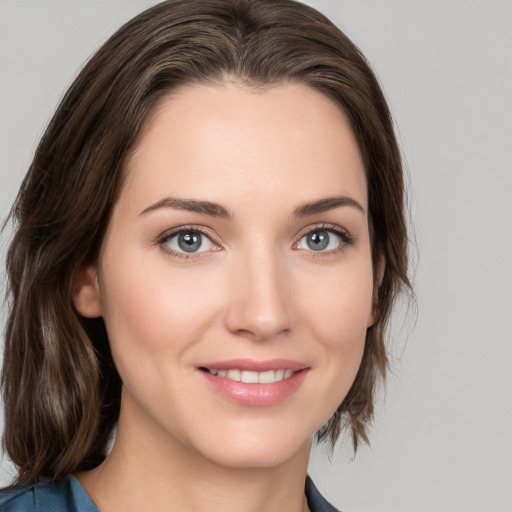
72, 264, 103, 318
368, 253, 386, 327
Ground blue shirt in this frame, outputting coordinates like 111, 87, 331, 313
0, 475, 340, 511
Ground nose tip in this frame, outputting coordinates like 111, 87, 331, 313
231, 311, 291, 341
224, 257, 292, 341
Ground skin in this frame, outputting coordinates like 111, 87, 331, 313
74, 82, 376, 512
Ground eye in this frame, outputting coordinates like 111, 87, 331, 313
159, 228, 217, 255
295, 226, 354, 253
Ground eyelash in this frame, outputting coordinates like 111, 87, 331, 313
294, 223, 356, 256
156, 223, 355, 260
156, 225, 219, 260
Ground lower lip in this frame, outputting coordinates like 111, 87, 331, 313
199, 369, 309, 406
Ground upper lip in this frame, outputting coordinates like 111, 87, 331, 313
197, 359, 309, 372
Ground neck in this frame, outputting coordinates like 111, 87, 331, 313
78, 391, 312, 512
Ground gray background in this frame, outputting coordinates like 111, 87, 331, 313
1, 1, 511, 511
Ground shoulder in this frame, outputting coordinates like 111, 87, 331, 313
305, 476, 341, 512
0, 477, 98, 512
0, 481, 39, 511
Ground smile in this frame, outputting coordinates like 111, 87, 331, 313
198, 359, 309, 406
202, 368, 295, 383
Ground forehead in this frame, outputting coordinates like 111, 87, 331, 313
122, 81, 367, 214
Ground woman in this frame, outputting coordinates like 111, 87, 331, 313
0, 0, 411, 510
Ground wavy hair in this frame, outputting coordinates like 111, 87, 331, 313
2, 0, 411, 485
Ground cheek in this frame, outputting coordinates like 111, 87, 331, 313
296, 256, 374, 406
300, 261, 374, 347
98, 250, 224, 382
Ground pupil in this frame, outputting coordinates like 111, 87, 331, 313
178, 232, 202, 252
307, 231, 329, 251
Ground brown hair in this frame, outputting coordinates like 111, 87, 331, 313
2, 0, 411, 485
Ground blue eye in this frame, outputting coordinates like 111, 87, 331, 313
296, 229, 347, 252
163, 230, 215, 254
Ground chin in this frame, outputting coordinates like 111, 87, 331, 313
185, 423, 313, 470
202, 444, 308, 470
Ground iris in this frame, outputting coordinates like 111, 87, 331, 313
178, 231, 202, 252
306, 231, 330, 251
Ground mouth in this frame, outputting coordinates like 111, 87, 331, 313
199, 367, 296, 384
197, 359, 309, 406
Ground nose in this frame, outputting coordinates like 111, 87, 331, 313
224, 247, 292, 341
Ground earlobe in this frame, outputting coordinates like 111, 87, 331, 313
72, 264, 103, 318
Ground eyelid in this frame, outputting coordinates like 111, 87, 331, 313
293, 223, 355, 251
156, 225, 222, 259
155, 222, 354, 259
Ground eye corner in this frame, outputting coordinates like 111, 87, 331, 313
294, 223, 355, 254
156, 225, 222, 260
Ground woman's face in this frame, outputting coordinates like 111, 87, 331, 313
77, 82, 375, 469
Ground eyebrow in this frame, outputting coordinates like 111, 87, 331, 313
139, 197, 231, 218
139, 195, 364, 218
293, 196, 365, 217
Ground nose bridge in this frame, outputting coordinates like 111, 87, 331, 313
225, 239, 291, 340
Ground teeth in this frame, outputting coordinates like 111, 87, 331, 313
258, 370, 275, 383
226, 369, 241, 381
207, 368, 296, 383
241, 370, 259, 383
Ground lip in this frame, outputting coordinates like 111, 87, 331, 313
197, 359, 310, 407
198, 358, 308, 372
